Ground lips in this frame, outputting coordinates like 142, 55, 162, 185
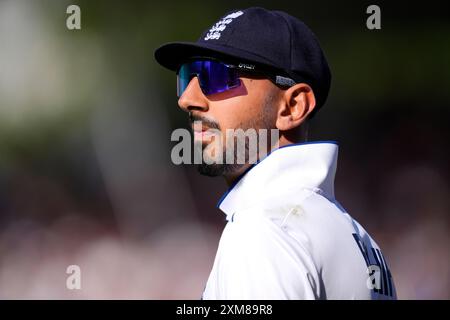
189, 115, 220, 141
193, 128, 214, 141
192, 125, 218, 142
192, 125, 209, 133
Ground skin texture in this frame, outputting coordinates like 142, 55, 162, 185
178, 72, 317, 185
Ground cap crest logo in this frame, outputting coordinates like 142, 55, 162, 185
204, 11, 244, 41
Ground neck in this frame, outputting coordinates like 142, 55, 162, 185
222, 134, 297, 186
223, 164, 252, 186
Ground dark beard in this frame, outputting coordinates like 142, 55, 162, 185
195, 138, 248, 177
197, 162, 241, 177
189, 92, 277, 177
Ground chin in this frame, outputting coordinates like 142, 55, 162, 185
197, 163, 225, 177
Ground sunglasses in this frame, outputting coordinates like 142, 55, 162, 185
176, 58, 296, 97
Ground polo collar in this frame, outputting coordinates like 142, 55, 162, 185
217, 141, 339, 221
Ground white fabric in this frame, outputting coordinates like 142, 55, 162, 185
202, 142, 396, 300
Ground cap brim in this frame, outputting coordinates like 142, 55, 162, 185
154, 41, 278, 71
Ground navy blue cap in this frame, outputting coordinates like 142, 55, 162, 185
155, 7, 331, 111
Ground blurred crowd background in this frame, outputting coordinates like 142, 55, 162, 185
0, 0, 448, 299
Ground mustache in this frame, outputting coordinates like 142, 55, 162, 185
188, 113, 220, 130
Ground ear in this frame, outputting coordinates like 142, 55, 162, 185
275, 83, 316, 131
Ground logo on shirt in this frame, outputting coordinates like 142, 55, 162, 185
352, 233, 395, 297
204, 11, 244, 41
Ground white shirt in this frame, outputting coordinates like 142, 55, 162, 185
202, 142, 396, 300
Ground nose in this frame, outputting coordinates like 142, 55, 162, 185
177, 76, 209, 113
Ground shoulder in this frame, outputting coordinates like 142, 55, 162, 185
238, 188, 351, 242
235, 188, 363, 264
212, 207, 322, 299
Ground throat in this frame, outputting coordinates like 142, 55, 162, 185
223, 163, 252, 186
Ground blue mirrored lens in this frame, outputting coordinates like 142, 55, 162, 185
177, 62, 197, 97
176, 60, 240, 97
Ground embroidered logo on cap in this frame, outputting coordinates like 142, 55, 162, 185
204, 11, 244, 41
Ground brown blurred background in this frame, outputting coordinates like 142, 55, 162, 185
0, 0, 448, 299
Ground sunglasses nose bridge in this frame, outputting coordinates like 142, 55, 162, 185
177, 76, 210, 114
177, 69, 200, 97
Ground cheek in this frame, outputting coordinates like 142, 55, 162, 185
219, 104, 250, 129
207, 78, 277, 132
215, 97, 267, 130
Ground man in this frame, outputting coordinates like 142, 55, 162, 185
155, 7, 396, 299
